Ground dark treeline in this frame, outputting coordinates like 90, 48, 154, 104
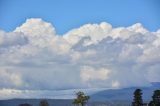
18, 99, 50, 106
17, 91, 90, 106
132, 89, 160, 106
17, 89, 160, 106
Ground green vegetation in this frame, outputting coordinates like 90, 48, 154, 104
131, 89, 160, 106
39, 100, 49, 106
148, 90, 160, 106
132, 89, 143, 106
18, 103, 32, 106
72, 91, 90, 106
16, 89, 160, 106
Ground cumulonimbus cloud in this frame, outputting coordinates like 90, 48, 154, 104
0, 18, 160, 99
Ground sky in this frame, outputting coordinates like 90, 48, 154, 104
0, 0, 160, 99
0, 0, 160, 34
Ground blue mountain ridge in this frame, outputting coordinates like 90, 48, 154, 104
0, 82, 159, 106
91, 82, 160, 102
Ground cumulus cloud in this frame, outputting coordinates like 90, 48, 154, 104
0, 18, 160, 99
0, 69, 23, 88
0, 30, 28, 48
80, 66, 111, 88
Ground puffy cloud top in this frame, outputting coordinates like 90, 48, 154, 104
0, 18, 160, 99
15, 18, 56, 36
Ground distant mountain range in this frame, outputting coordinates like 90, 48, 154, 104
0, 99, 131, 106
0, 82, 159, 106
91, 82, 160, 102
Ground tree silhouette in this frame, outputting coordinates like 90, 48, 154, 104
149, 90, 160, 106
72, 91, 90, 106
131, 89, 143, 106
18, 103, 32, 106
39, 100, 49, 106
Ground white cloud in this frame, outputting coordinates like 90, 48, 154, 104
0, 18, 159, 99
63, 22, 112, 45
0, 69, 23, 88
15, 18, 56, 37
0, 88, 105, 100
112, 81, 120, 88
0, 30, 28, 48
80, 66, 111, 82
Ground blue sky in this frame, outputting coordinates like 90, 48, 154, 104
1, 0, 160, 99
0, 0, 160, 34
